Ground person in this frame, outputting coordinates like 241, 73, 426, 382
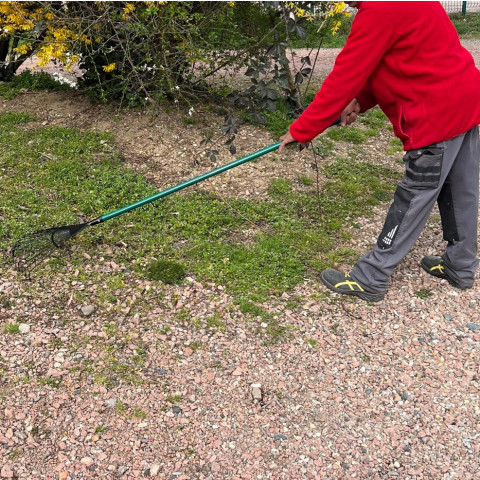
279, 1, 480, 302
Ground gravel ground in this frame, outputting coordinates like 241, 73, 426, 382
1, 42, 480, 480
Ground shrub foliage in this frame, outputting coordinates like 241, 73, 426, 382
0, 1, 349, 105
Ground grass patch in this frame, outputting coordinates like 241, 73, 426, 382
358, 108, 389, 129
145, 259, 186, 284
4, 323, 20, 334
326, 125, 378, 144
450, 13, 480, 39
416, 289, 433, 299
263, 106, 292, 138
386, 137, 404, 155
0, 109, 399, 303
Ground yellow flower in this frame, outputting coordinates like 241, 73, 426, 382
286, 1, 313, 21
331, 20, 342, 35
124, 3, 135, 13
122, 3, 135, 19
103, 63, 116, 72
227, 1, 235, 6
333, 1, 346, 14
14, 43, 31, 55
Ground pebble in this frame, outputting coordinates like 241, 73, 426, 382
18, 323, 30, 334
466, 323, 480, 331
150, 464, 161, 476
104, 399, 117, 408
250, 383, 263, 402
81, 305, 95, 316
0, 464, 14, 478
80, 457, 94, 466
443, 314, 453, 321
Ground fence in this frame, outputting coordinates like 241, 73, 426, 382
441, 1, 480, 14
343, 2, 480, 16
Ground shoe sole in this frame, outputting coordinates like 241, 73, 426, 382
321, 273, 384, 302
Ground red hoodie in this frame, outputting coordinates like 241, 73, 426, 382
289, 1, 480, 150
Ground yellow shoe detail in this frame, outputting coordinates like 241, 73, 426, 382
334, 273, 365, 292
430, 264, 445, 274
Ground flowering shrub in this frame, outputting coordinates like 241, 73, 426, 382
0, 1, 348, 110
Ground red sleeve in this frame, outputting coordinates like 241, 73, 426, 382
356, 80, 377, 113
289, 2, 396, 143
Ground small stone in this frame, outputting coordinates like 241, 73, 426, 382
250, 383, 263, 402
150, 464, 161, 476
117, 466, 128, 475
81, 305, 95, 316
80, 457, 94, 467
157, 369, 167, 376
104, 399, 117, 408
466, 323, 480, 332
172, 405, 183, 415
59, 472, 69, 480
274, 434, 287, 441
18, 323, 30, 334
0, 464, 14, 478
443, 314, 453, 321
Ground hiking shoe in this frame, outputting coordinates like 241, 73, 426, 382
420, 255, 471, 290
321, 269, 385, 302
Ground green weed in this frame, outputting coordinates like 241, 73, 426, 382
4, 323, 20, 334
386, 137, 404, 155
326, 125, 378, 144
206, 313, 226, 332
145, 259, 186, 284
132, 407, 147, 419
115, 401, 128, 414
166, 394, 182, 404
416, 289, 433, 299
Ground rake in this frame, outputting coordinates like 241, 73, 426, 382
11, 142, 284, 274
11, 118, 340, 275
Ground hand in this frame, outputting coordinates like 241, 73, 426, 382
341, 98, 361, 126
279, 130, 300, 152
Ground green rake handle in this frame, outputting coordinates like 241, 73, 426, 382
96, 116, 341, 224
100, 141, 282, 222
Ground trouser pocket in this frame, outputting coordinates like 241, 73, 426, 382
403, 146, 444, 188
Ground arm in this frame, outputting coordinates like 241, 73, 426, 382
288, 2, 396, 143
279, 99, 360, 152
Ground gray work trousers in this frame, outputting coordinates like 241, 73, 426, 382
351, 126, 480, 293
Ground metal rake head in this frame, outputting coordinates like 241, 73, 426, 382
11, 223, 89, 275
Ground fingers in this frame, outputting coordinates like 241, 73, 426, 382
341, 98, 361, 126
344, 111, 358, 126
278, 131, 297, 152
